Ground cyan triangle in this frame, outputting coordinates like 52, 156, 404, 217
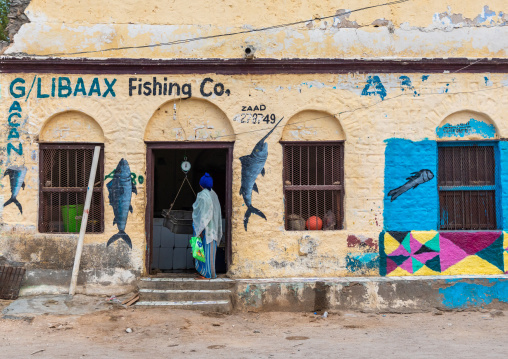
401, 234, 411, 253
426, 255, 441, 272
425, 234, 440, 252
412, 257, 424, 273
476, 234, 504, 271
388, 255, 410, 266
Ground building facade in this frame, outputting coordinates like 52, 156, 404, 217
1, 0, 508, 295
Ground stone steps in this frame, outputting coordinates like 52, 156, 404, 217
136, 277, 234, 313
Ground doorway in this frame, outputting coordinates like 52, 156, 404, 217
145, 142, 233, 274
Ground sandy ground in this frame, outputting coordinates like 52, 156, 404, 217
1, 299, 507, 359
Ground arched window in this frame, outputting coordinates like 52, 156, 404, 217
436, 111, 498, 230
280, 110, 345, 231
39, 111, 105, 234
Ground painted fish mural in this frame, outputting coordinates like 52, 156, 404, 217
239, 117, 283, 230
106, 159, 137, 249
387, 169, 434, 201
2, 165, 27, 214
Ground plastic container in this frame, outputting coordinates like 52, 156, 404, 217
162, 209, 193, 234
61, 204, 84, 233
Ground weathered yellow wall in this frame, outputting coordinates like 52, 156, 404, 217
1, 72, 507, 281
5, 0, 508, 58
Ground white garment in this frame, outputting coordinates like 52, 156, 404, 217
192, 189, 223, 245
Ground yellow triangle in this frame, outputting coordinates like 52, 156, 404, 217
503, 232, 508, 250
384, 233, 400, 255
413, 265, 441, 276
411, 230, 438, 245
441, 256, 503, 275
504, 252, 508, 272
386, 266, 411, 277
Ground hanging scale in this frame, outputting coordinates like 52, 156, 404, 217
181, 156, 191, 174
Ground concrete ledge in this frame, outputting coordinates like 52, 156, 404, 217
19, 268, 139, 296
234, 276, 508, 312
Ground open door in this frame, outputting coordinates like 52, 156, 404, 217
145, 142, 233, 275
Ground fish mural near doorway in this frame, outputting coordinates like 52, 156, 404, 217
106, 159, 137, 249
239, 117, 284, 230
2, 165, 27, 214
387, 169, 434, 201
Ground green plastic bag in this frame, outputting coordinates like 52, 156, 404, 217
190, 236, 206, 262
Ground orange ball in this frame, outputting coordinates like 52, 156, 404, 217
306, 216, 323, 230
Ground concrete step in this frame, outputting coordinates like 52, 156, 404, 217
138, 277, 235, 291
136, 277, 235, 313
138, 288, 232, 302
135, 300, 232, 313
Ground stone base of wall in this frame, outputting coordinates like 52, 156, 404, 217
19, 268, 138, 296
234, 276, 508, 312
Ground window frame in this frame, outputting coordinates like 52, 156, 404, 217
38, 142, 105, 234
281, 140, 345, 231
437, 141, 499, 231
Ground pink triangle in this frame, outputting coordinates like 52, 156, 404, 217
390, 245, 410, 257
442, 232, 501, 255
410, 234, 423, 254
413, 251, 438, 263
439, 235, 469, 271
399, 257, 413, 274
386, 257, 398, 274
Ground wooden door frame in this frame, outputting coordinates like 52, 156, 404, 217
144, 141, 234, 274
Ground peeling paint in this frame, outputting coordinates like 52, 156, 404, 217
345, 253, 379, 274
440, 279, 508, 309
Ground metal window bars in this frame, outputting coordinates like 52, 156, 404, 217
438, 145, 496, 230
39, 144, 104, 234
282, 142, 344, 231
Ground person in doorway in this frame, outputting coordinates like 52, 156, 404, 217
192, 173, 223, 279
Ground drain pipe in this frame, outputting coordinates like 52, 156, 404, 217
69, 146, 101, 296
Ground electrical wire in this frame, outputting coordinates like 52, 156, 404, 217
211, 84, 507, 140
39, 0, 412, 57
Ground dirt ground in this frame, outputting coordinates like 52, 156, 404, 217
1, 300, 507, 359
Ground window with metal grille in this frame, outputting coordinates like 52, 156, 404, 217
282, 142, 344, 231
438, 144, 497, 230
39, 144, 104, 234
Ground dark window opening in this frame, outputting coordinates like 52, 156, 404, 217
282, 142, 344, 231
39, 144, 104, 234
438, 145, 496, 230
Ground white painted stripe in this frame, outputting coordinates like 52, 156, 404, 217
135, 300, 230, 306
139, 289, 231, 293
140, 277, 234, 282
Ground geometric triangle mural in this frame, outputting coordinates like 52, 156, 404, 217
382, 231, 505, 276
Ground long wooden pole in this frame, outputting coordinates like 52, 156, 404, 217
69, 146, 101, 296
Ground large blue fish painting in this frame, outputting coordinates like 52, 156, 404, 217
106, 159, 137, 249
2, 166, 27, 214
239, 117, 283, 230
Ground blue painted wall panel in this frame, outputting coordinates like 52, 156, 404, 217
498, 141, 508, 229
383, 138, 438, 231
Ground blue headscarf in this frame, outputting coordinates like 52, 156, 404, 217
199, 173, 213, 190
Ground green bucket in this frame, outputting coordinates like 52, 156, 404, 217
61, 204, 84, 233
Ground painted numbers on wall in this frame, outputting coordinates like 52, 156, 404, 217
233, 105, 278, 124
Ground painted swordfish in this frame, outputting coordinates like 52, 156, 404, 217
239, 117, 284, 230
2, 165, 27, 214
106, 159, 137, 249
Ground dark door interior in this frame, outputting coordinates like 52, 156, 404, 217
148, 146, 230, 274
